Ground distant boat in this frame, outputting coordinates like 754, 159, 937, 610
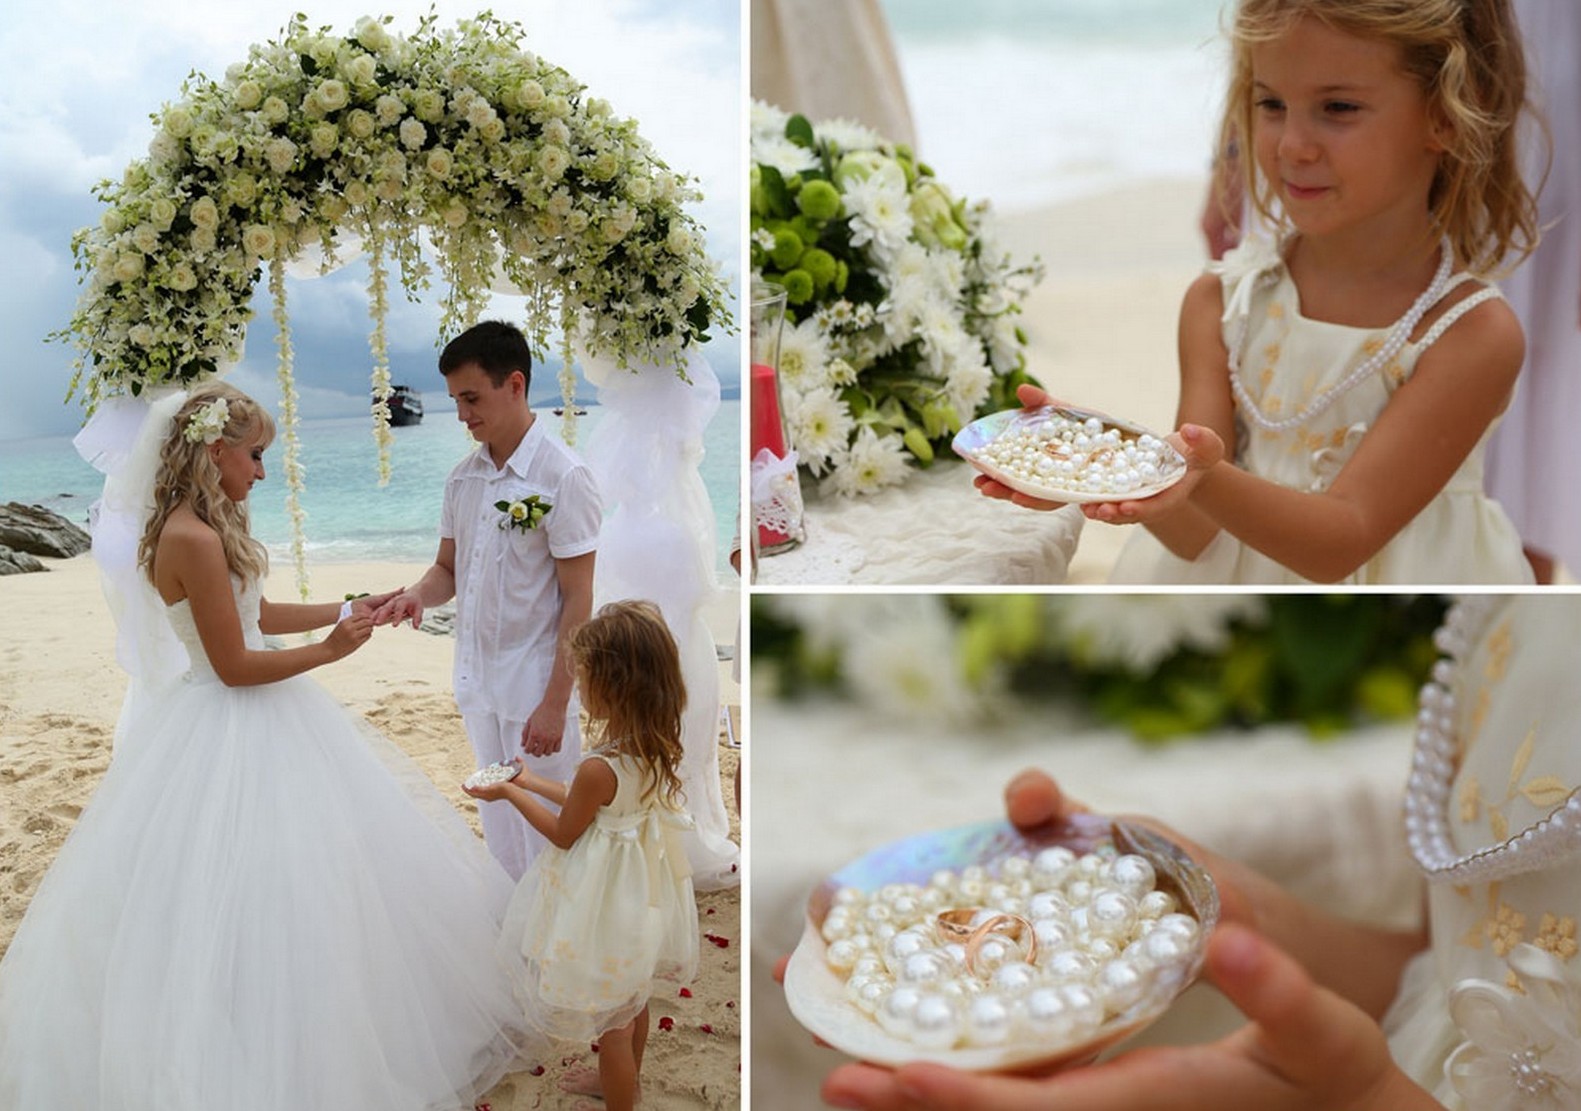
384, 384, 424, 426
552, 406, 590, 417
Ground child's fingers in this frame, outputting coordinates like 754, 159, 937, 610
1205, 924, 1387, 1094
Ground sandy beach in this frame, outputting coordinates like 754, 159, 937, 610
0, 555, 743, 1110
996, 176, 1211, 584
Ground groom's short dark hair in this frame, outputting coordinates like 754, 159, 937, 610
439, 321, 533, 390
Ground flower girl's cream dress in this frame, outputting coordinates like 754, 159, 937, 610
501, 749, 698, 1046
0, 580, 527, 1110
1111, 237, 1531, 585
1386, 596, 1581, 1106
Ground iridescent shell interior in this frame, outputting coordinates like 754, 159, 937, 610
952, 404, 1186, 504
783, 814, 1219, 1072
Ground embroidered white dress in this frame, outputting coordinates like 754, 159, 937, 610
500, 751, 699, 1046
1384, 597, 1581, 1108
1111, 239, 1532, 585
0, 581, 528, 1111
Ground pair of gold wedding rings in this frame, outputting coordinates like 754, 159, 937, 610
934, 908, 1038, 975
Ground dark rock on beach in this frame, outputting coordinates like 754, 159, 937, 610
0, 503, 92, 574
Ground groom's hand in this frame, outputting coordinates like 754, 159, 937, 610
352, 587, 405, 622
521, 703, 567, 757
375, 590, 425, 629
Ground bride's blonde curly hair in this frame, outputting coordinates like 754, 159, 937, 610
138, 383, 275, 587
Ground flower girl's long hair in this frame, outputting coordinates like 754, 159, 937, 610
571, 600, 687, 809
139, 383, 274, 588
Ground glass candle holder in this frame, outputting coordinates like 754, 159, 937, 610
750, 279, 804, 555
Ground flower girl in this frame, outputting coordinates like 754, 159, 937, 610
0, 384, 526, 1109
464, 600, 699, 1111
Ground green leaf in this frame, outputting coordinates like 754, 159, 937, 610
785, 113, 816, 149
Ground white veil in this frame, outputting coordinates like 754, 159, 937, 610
73, 390, 191, 754
583, 350, 741, 891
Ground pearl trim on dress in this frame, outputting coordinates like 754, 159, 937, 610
1405, 597, 1581, 885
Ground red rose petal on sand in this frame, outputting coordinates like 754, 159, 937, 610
528, 1067, 545, 1077
726, 1001, 736, 1009
703, 933, 730, 948
699, 1024, 714, 1034
658, 1016, 675, 1031
678, 987, 693, 998
705, 908, 715, 916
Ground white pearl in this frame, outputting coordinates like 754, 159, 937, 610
970, 935, 1018, 975
1141, 929, 1192, 966
1060, 983, 1104, 1031
1032, 917, 1073, 951
849, 975, 892, 1015
827, 938, 863, 971
853, 955, 886, 979
877, 985, 923, 1036
833, 886, 865, 907
908, 992, 963, 1050
1082, 936, 1119, 961
991, 961, 1039, 995
1043, 949, 1096, 983
1020, 987, 1074, 1039
897, 950, 951, 985
1137, 890, 1176, 919
1027, 891, 1069, 920
883, 928, 931, 973
1095, 958, 1150, 1015
1154, 913, 1201, 945
964, 992, 1017, 1046
1088, 890, 1139, 939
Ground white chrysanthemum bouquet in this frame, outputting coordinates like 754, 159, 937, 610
750, 102, 1044, 497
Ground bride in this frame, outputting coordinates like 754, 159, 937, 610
0, 383, 527, 1109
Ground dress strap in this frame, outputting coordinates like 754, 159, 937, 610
1412, 282, 1502, 355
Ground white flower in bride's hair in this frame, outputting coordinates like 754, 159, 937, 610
184, 398, 231, 445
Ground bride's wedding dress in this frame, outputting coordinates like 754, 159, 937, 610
0, 579, 526, 1110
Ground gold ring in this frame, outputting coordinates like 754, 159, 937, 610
934, 907, 982, 943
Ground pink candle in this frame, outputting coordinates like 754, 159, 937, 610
750, 362, 787, 458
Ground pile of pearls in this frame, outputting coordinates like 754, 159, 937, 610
966, 413, 1182, 498
820, 847, 1201, 1051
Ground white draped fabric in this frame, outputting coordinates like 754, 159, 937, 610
583, 350, 741, 891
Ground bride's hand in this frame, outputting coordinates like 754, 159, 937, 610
325, 612, 374, 659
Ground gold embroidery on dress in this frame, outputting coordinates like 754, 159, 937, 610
1459, 775, 1482, 824
1484, 619, 1513, 683
1485, 900, 1526, 956
1267, 302, 1285, 320
1535, 913, 1579, 962
1362, 337, 1383, 356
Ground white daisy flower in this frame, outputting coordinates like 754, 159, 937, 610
815, 116, 883, 153
752, 133, 819, 177
773, 316, 832, 390
786, 385, 855, 475
1057, 596, 1269, 675
822, 425, 912, 498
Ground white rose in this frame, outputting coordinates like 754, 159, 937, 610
399, 117, 426, 149
309, 122, 339, 159
442, 200, 468, 228
189, 196, 220, 231
375, 177, 403, 203
514, 80, 545, 110
425, 148, 454, 179
316, 80, 349, 113
589, 150, 620, 181
346, 109, 375, 140
132, 223, 161, 254
626, 177, 651, 204
466, 101, 494, 129
163, 105, 194, 139
147, 197, 178, 232
535, 211, 563, 238
344, 180, 369, 207
168, 263, 198, 291
148, 132, 180, 166
128, 324, 156, 348
587, 97, 612, 119
666, 226, 692, 255
345, 55, 377, 87
264, 136, 297, 175
234, 80, 262, 110
377, 150, 406, 179
354, 16, 390, 52
544, 95, 570, 119
321, 195, 349, 222
414, 89, 445, 122
262, 96, 289, 125
101, 209, 126, 235
190, 226, 217, 254
281, 198, 303, 224
537, 145, 569, 180
225, 172, 257, 209
113, 253, 144, 282
544, 119, 570, 147
242, 224, 277, 257
565, 210, 589, 235
548, 191, 573, 218
479, 117, 505, 143
601, 218, 628, 244
375, 94, 405, 126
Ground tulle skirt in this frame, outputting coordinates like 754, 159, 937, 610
0, 672, 528, 1110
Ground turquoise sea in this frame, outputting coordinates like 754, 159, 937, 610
0, 399, 742, 579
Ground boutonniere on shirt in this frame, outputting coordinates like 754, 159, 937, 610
495, 496, 551, 532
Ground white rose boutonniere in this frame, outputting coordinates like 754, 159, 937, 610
495, 496, 551, 533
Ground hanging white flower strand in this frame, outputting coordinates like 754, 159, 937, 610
269, 255, 310, 600
366, 227, 394, 485
559, 300, 579, 445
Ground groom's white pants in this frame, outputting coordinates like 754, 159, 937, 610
462, 711, 581, 881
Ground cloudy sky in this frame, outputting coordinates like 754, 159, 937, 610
0, 0, 742, 441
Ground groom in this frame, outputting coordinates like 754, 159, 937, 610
376, 320, 601, 880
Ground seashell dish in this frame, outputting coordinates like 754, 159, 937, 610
783, 814, 1219, 1072
953, 404, 1186, 504
463, 761, 521, 790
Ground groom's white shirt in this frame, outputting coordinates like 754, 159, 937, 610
441, 415, 601, 719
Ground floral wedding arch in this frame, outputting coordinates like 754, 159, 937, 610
56, 11, 730, 592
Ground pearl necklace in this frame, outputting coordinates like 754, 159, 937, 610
1227, 237, 1454, 433
1405, 597, 1581, 886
